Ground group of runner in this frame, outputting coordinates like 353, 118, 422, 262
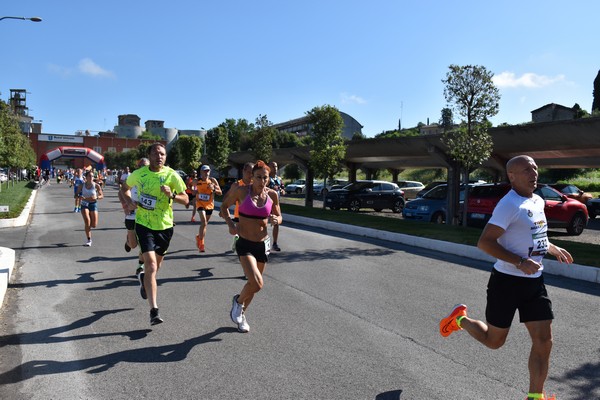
116, 143, 283, 332
63, 145, 567, 398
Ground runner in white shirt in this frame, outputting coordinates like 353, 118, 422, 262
439, 155, 573, 400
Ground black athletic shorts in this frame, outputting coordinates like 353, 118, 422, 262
485, 268, 554, 329
124, 219, 135, 230
196, 207, 213, 216
135, 224, 173, 257
236, 236, 269, 263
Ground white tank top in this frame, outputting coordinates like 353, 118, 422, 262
81, 183, 97, 200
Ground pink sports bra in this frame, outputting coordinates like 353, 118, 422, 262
238, 187, 273, 219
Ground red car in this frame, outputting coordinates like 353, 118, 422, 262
466, 183, 589, 235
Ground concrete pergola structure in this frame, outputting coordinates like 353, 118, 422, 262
225, 116, 600, 213
227, 116, 600, 180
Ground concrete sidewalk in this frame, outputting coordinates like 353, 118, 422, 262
1, 192, 598, 310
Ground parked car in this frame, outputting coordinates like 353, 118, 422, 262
416, 181, 446, 198
314, 178, 348, 197
587, 196, 600, 219
549, 183, 593, 205
286, 179, 306, 194
402, 183, 475, 223
0, 172, 7, 183
325, 180, 405, 213
466, 183, 589, 235
394, 180, 425, 200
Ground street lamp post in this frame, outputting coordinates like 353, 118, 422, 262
0, 16, 42, 23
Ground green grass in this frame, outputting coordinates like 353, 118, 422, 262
0, 180, 36, 219
280, 203, 600, 268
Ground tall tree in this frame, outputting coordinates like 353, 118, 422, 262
593, 70, 600, 113
439, 107, 454, 132
175, 135, 204, 173
252, 114, 276, 162
205, 126, 230, 174
0, 100, 36, 171
442, 64, 500, 225
220, 118, 254, 153
306, 105, 346, 184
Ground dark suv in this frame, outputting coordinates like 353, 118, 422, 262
325, 180, 405, 213
466, 183, 589, 235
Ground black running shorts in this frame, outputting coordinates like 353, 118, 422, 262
485, 268, 554, 329
236, 236, 269, 263
124, 219, 135, 231
135, 224, 173, 257
196, 207, 213, 216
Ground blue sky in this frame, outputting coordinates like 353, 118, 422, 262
2, 1, 599, 137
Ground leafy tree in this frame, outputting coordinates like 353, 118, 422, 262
379, 128, 420, 138
283, 163, 302, 181
273, 131, 302, 148
572, 103, 589, 119
220, 118, 254, 153
0, 100, 36, 172
442, 64, 500, 225
252, 114, 276, 162
439, 107, 454, 131
175, 135, 203, 173
351, 131, 367, 141
167, 145, 181, 169
306, 105, 346, 182
139, 130, 162, 140
593, 70, 600, 113
205, 126, 230, 173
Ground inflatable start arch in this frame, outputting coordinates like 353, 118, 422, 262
40, 146, 106, 170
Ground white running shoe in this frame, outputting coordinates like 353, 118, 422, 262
230, 295, 243, 324
84, 239, 92, 247
237, 313, 249, 333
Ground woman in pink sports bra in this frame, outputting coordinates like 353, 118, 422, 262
220, 160, 282, 333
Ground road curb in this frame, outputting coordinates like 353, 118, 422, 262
0, 247, 15, 308
0, 189, 36, 308
282, 213, 600, 284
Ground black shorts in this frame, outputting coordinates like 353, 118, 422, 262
196, 208, 213, 216
236, 236, 269, 263
187, 193, 195, 203
135, 224, 174, 257
124, 219, 135, 230
485, 268, 554, 329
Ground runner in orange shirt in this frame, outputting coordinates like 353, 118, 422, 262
194, 165, 222, 252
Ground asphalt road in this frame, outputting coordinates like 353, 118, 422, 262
1, 183, 599, 400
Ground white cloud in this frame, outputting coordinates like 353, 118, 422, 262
78, 58, 115, 78
47, 63, 73, 78
341, 92, 366, 104
493, 72, 565, 89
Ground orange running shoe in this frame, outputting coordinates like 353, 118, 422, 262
191, 216, 196, 222
439, 304, 467, 337
196, 234, 205, 252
